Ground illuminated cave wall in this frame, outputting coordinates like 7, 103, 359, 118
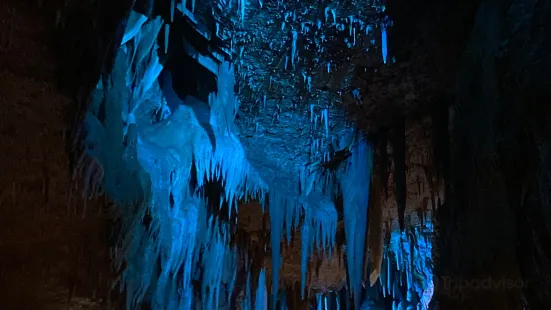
73, 0, 434, 309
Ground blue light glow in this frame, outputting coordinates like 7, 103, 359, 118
75, 0, 435, 309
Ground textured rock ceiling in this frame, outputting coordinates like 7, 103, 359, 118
231, 0, 384, 197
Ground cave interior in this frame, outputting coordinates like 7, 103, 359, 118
1, 0, 550, 309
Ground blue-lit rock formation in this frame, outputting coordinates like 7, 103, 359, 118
69, 0, 437, 309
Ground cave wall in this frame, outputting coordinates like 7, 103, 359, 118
436, 0, 551, 308
0, 1, 114, 308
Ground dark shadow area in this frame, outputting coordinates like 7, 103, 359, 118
0, 1, 116, 309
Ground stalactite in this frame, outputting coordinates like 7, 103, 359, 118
368, 170, 384, 287
300, 212, 311, 299
74, 1, 398, 309
381, 26, 388, 64
243, 268, 252, 310
269, 194, 285, 309
430, 100, 450, 189
390, 117, 407, 231
254, 269, 267, 310
377, 128, 390, 199
423, 166, 436, 215
339, 138, 373, 309
284, 201, 296, 244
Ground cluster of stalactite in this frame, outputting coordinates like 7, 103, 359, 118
54, 0, 441, 309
